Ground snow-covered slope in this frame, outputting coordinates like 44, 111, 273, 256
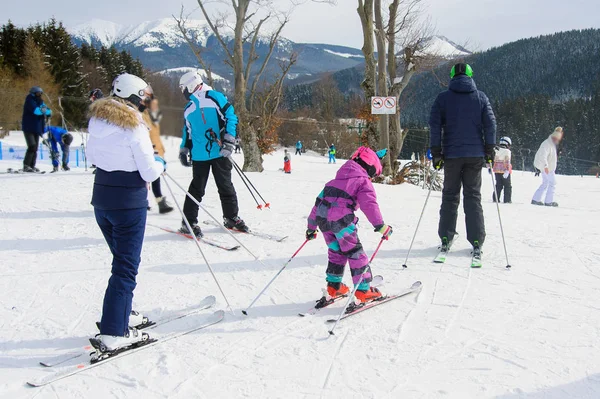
423, 35, 471, 58
2, 136, 598, 398
70, 18, 212, 51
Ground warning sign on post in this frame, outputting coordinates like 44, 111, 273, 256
371, 96, 397, 115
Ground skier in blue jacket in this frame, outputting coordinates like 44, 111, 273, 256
44, 126, 73, 172
177, 70, 248, 237
22, 86, 51, 172
429, 63, 497, 256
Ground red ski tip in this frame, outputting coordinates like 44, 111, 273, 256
257, 205, 263, 210
265, 203, 271, 208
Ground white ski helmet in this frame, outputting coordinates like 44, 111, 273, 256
499, 136, 512, 147
110, 73, 153, 111
179, 70, 204, 100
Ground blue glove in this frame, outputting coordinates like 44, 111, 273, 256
45, 108, 52, 116
154, 155, 166, 171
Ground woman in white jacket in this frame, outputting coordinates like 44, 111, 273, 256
532, 127, 563, 207
87, 73, 166, 352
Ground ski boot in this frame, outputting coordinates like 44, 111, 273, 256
96, 310, 153, 331
471, 241, 483, 268
156, 197, 174, 214
90, 327, 153, 362
22, 166, 35, 173
224, 216, 249, 233
531, 200, 544, 206
62, 164, 70, 171
51, 166, 59, 173
544, 202, 559, 207
326, 282, 349, 298
315, 282, 349, 309
179, 221, 203, 238
354, 287, 383, 304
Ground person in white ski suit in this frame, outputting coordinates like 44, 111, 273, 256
532, 127, 563, 207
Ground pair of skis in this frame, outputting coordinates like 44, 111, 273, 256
202, 220, 288, 242
6, 168, 47, 174
433, 243, 482, 268
298, 276, 422, 322
28, 296, 223, 387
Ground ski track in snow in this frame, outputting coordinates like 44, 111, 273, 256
2, 136, 600, 398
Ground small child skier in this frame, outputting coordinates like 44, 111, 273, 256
306, 146, 392, 303
44, 125, 73, 172
283, 149, 292, 174
328, 144, 336, 164
492, 136, 512, 203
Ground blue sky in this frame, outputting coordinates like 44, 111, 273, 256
2, 0, 599, 50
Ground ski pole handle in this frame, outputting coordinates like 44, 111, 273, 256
242, 239, 310, 315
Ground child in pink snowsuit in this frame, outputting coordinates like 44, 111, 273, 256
306, 147, 392, 303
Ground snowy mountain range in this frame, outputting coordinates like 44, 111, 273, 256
69, 18, 469, 84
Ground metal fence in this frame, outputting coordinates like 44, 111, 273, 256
0, 142, 87, 167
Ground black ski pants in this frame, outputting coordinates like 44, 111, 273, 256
439, 157, 486, 247
494, 173, 512, 203
23, 132, 40, 168
183, 157, 239, 225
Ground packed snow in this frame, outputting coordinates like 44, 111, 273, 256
1, 135, 600, 398
323, 49, 363, 59
423, 36, 470, 58
144, 47, 164, 53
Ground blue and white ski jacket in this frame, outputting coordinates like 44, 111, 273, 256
181, 87, 238, 162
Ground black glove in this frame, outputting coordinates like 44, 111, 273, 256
220, 133, 236, 158
534, 168, 541, 177
430, 146, 444, 170
179, 147, 192, 167
305, 229, 318, 241
484, 145, 496, 165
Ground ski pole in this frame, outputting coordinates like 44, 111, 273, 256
230, 158, 262, 209
329, 237, 386, 336
230, 158, 270, 209
242, 239, 310, 316
402, 169, 439, 269
164, 172, 260, 260
488, 165, 512, 269
162, 175, 235, 314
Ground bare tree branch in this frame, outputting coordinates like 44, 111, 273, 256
197, 0, 235, 64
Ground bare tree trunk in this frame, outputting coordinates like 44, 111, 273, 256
357, 0, 378, 149
374, 0, 391, 175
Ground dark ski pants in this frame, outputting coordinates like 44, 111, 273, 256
23, 132, 40, 168
151, 177, 162, 198
95, 207, 147, 336
439, 157, 486, 247
295, 149, 302, 155
494, 173, 512, 203
183, 157, 239, 225
51, 143, 70, 168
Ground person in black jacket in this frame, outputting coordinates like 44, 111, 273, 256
429, 63, 497, 253
22, 86, 52, 172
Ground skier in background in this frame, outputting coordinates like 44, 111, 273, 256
328, 144, 337, 164
295, 140, 303, 155
306, 146, 392, 304
492, 136, 512, 203
234, 137, 241, 153
429, 63, 497, 256
44, 125, 73, 172
22, 86, 52, 172
143, 98, 173, 214
87, 73, 166, 351
89, 88, 104, 102
532, 127, 563, 207
178, 70, 248, 237
283, 149, 292, 174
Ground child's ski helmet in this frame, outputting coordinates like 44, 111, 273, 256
499, 136, 512, 147
62, 133, 73, 146
351, 146, 384, 177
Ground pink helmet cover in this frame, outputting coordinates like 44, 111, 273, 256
351, 146, 383, 176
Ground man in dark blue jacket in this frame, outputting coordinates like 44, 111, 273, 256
429, 63, 497, 254
22, 86, 52, 172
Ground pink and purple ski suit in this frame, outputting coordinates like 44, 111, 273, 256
307, 159, 384, 290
